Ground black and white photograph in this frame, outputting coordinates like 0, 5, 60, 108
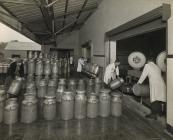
0, 0, 173, 140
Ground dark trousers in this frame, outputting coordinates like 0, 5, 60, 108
151, 101, 166, 116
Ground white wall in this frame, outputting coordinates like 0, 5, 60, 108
80, 0, 173, 64
79, 0, 173, 128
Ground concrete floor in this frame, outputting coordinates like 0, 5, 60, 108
0, 72, 172, 140
0, 105, 172, 140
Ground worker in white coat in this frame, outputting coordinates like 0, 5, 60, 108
104, 59, 120, 85
137, 58, 166, 119
77, 57, 85, 78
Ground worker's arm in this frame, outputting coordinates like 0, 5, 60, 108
137, 64, 149, 84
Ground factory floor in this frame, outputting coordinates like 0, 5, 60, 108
0, 72, 172, 140
0, 104, 172, 140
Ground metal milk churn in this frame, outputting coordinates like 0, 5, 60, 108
4, 98, 18, 124
21, 95, 37, 123
132, 84, 150, 96
111, 91, 122, 117
67, 59, 70, 74
92, 64, 100, 75
109, 78, 124, 90
68, 79, 76, 97
43, 96, 56, 120
64, 59, 68, 75
0, 88, 6, 123
77, 79, 86, 90
47, 79, 56, 96
99, 89, 111, 117
37, 79, 47, 98
61, 90, 74, 120
87, 95, 98, 118
87, 79, 94, 95
35, 75, 42, 89
44, 59, 51, 76
28, 51, 33, 59
7, 77, 23, 96
95, 78, 102, 95
75, 90, 87, 119
52, 60, 59, 76
28, 59, 35, 75
27, 74, 34, 83
58, 58, 62, 75
56, 79, 66, 102
26, 81, 36, 96
35, 59, 43, 76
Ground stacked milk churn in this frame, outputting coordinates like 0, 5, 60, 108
0, 52, 124, 125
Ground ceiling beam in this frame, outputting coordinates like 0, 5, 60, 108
71, 0, 88, 31
55, 6, 97, 19
0, 4, 40, 43
62, 0, 69, 27
34, 0, 54, 33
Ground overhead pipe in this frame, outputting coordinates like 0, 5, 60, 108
45, 0, 60, 8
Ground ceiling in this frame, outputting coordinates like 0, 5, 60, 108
0, 0, 102, 44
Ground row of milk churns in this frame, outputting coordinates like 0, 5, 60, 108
26, 58, 70, 76
59, 89, 123, 121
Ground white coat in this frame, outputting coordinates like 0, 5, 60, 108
137, 62, 166, 103
77, 58, 85, 72
70, 56, 73, 64
103, 63, 119, 84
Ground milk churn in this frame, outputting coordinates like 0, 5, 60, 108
27, 74, 34, 83
26, 81, 36, 96
7, 77, 23, 96
43, 96, 56, 120
21, 95, 37, 123
61, 90, 74, 120
28, 51, 32, 59
109, 78, 124, 90
52, 60, 59, 76
56, 79, 66, 102
75, 90, 87, 119
58, 58, 62, 75
87, 79, 94, 95
28, 59, 35, 75
44, 75, 49, 84
64, 59, 68, 75
47, 79, 56, 96
92, 64, 100, 75
67, 59, 70, 74
87, 95, 98, 118
44, 59, 51, 76
99, 89, 111, 117
35, 59, 43, 76
37, 79, 47, 98
0, 88, 6, 123
111, 91, 122, 117
59, 78, 66, 85
132, 84, 150, 96
68, 79, 76, 97
77, 79, 86, 90
35, 76, 42, 89
4, 98, 18, 124
95, 78, 102, 95
39, 52, 43, 59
